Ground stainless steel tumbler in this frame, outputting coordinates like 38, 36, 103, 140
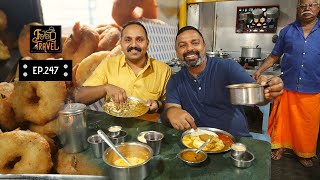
58, 103, 88, 153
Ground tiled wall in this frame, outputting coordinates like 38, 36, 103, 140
141, 19, 178, 63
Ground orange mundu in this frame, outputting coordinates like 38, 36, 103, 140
267, 89, 320, 158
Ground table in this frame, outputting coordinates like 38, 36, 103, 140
86, 110, 271, 180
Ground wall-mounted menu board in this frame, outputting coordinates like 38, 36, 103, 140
236, 5, 279, 33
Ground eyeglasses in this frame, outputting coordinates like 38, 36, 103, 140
298, 2, 319, 9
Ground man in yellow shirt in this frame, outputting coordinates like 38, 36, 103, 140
75, 21, 172, 122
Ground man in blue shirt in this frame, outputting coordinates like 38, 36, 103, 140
161, 26, 283, 137
253, 0, 320, 167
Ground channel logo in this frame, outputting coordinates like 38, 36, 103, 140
30, 25, 61, 53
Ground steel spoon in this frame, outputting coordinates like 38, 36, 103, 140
97, 130, 131, 166
195, 139, 211, 154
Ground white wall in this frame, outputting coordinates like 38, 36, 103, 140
214, 0, 298, 58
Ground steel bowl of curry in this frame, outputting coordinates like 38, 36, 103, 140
181, 127, 235, 153
178, 148, 207, 166
103, 142, 153, 180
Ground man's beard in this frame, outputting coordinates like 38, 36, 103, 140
182, 50, 206, 67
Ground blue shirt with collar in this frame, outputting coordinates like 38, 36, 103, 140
272, 18, 320, 93
165, 57, 254, 137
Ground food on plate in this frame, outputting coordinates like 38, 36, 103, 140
0, 130, 53, 174
180, 151, 206, 162
103, 97, 148, 117
54, 149, 106, 175
62, 22, 99, 67
182, 130, 234, 152
75, 51, 110, 86
29, 117, 58, 138
0, 40, 10, 60
0, 10, 7, 31
97, 24, 120, 51
12, 81, 66, 125
0, 82, 18, 131
112, 0, 158, 26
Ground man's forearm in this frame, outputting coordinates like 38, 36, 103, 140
256, 54, 280, 73
160, 106, 179, 126
75, 85, 107, 105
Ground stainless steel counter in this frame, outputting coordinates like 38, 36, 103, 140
0, 174, 107, 180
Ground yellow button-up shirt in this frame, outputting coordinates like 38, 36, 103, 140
83, 54, 172, 121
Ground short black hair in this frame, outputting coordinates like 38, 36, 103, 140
121, 21, 149, 40
175, 26, 204, 42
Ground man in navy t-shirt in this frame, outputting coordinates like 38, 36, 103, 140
161, 26, 284, 137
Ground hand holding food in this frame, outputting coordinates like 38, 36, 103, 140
167, 107, 197, 130
104, 84, 127, 106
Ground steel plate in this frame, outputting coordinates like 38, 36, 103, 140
181, 127, 235, 153
103, 96, 149, 118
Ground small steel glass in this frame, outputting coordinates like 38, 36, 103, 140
108, 130, 127, 145
144, 131, 164, 156
231, 143, 247, 158
87, 134, 107, 158
108, 125, 122, 138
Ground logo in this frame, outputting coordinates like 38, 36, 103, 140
30, 25, 61, 53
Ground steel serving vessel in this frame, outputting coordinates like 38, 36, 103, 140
226, 83, 265, 105
103, 142, 153, 180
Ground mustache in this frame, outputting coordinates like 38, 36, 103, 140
127, 47, 142, 52
183, 50, 200, 58
301, 11, 314, 15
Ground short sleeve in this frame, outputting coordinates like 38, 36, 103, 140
271, 27, 287, 56
165, 75, 181, 105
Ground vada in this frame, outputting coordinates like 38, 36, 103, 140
75, 51, 110, 86
54, 149, 106, 175
12, 81, 67, 125
0, 82, 18, 131
29, 116, 58, 138
0, 130, 53, 174
62, 22, 99, 67
112, 0, 158, 27
96, 24, 120, 51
